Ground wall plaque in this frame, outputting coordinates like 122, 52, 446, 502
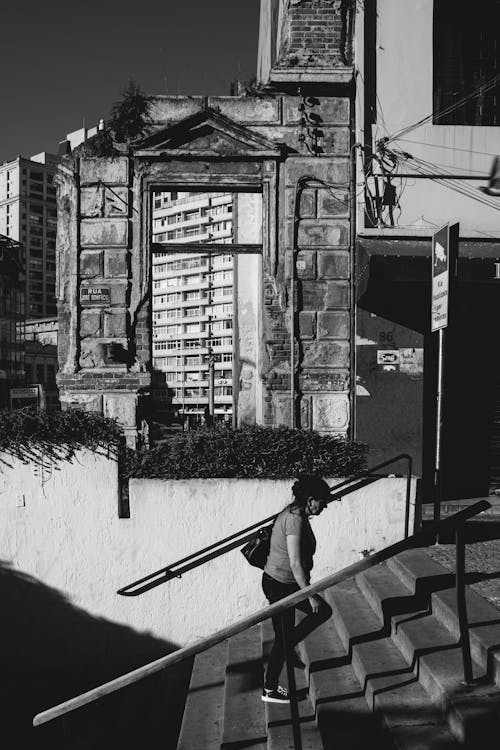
80, 286, 111, 305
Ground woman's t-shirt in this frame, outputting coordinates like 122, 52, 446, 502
264, 507, 316, 584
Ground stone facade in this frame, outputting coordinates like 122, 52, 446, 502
56, 5, 354, 445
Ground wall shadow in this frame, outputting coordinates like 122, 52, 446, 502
0, 561, 192, 749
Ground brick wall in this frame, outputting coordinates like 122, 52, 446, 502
278, 0, 351, 68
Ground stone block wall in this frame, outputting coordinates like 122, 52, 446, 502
56, 157, 149, 446
56, 92, 353, 442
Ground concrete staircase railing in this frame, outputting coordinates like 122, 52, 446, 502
177, 547, 500, 748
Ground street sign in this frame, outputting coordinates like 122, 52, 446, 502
431, 225, 450, 331
80, 286, 111, 305
431, 223, 458, 332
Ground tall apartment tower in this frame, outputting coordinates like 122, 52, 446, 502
151, 191, 234, 426
0, 153, 59, 318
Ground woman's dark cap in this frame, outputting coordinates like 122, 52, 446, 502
292, 475, 332, 501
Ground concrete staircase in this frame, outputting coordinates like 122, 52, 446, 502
176, 549, 500, 749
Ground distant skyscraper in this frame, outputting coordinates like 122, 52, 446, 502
151, 191, 234, 425
0, 152, 59, 318
0, 234, 25, 406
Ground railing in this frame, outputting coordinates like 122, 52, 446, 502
33, 498, 489, 744
117, 453, 413, 597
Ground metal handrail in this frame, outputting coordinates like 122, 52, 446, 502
117, 452, 413, 596
33, 498, 489, 728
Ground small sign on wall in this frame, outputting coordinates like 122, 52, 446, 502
80, 286, 111, 305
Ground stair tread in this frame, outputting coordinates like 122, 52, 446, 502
388, 549, 500, 683
327, 580, 445, 723
221, 625, 266, 749
299, 612, 393, 748
262, 618, 324, 749
177, 641, 227, 750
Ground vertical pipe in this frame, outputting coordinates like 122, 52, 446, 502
455, 524, 474, 685
433, 327, 445, 530
404, 454, 413, 538
281, 614, 302, 750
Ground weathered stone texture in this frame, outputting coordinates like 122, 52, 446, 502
285, 158, 349, 186
80, 157, 128, 186
80, 250, 103, 278
317, 311, 350, 339
80, 310, 102, 338
312, 393, 350, 433
283, 97, 350, 125
299, 311, 316, 339
300, 370, 349, 392
104, 250, 128, 278
324, 280, 350, 309
209, 97, 280, 124
104, 310, 127, 338
317, 250, 350, 278
317, 188, 349, 217
80, 186, 127, 218
295, 219, 349, 247
80, 218, 128, 248
302, 340, 349, 368
285, 250, 317, 279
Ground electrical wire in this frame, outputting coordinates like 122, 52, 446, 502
403, 158, 500, 212
386, 71, 500, 144
392, 138, 500, 160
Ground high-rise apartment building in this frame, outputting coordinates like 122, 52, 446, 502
0, 152, 59, 318
151, 191, 234, 425
0, 234, 25, 407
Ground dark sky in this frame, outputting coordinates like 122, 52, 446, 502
0, 1, 260, 163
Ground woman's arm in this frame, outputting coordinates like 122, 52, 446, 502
286, 534, 321, 612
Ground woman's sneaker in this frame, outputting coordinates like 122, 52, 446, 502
262, 685, 290, 703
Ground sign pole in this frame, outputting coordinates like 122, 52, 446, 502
431, 222, 458, 536
433, 327, 445, 526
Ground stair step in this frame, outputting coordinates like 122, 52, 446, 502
388, 550, 500, 685
177, 641, 227, 750
327, 579, 458, 748
221, 626, 266, 749
299, 610, 391, 749
261, 619, 323, 750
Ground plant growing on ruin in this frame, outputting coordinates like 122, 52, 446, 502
123, 425, 367, 480
0, 407, 123, 473
108, 79, 153, 144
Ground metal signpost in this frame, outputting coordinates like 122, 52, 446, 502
431, 223, 458, 528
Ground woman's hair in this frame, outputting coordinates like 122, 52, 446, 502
289, 474, 331, 514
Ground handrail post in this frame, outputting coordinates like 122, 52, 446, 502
281, 613, 302, 750
455, 522, 474, 685
404, 454, 413, 538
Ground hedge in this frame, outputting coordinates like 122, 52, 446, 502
125, 425, 367, 480
0, 409, 367, 481
0, 407, 123, 471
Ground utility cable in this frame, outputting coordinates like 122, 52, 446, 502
386, 71, 500, 144
392, 138, 500, 160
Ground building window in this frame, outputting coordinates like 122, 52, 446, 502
434, 0, 500, 125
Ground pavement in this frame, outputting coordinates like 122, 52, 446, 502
422, 496, 500, 611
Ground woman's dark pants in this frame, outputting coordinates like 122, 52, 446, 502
262, 572, 332, 690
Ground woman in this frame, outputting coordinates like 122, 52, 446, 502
262, 475, 334, 704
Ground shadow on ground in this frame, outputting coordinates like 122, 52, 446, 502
0, 561, 192, 749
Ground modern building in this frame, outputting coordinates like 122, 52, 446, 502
0, 234, 25, 407
0, 125, 100, 323
151, 191, 234, 426
0, 152, 58, 318
22, 316, 59, 410
351, 0, 500, 498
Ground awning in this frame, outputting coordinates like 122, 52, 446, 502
356, 236, 500, 331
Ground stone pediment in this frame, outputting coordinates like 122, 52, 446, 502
134, 107, 282, 158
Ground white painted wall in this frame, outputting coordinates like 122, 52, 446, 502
355, 0, 500, 236
0, 450, 416, 649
